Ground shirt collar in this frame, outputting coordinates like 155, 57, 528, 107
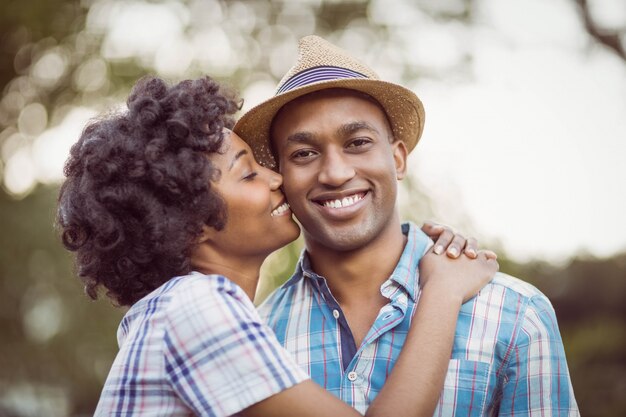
282, 222, 432, 301
385, 222, 432, 302
282, 249, 314, 288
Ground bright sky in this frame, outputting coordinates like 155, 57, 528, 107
409, 0, 626, 262
5, 0, 625, 263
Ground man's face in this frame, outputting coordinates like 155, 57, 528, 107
271, 89, 407, 252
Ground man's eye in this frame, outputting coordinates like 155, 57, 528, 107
347, 138, 372, 148
291, 149, 317, 159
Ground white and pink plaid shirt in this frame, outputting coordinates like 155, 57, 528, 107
94, 272, 308, 416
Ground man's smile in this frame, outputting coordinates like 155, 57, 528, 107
313, 191, 367, 209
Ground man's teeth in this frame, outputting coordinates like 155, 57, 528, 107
271, 202, 290, 217
322, 194, 364, 209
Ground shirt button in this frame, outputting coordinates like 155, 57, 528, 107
347, 371, 358, 382
332, 309, 340, 319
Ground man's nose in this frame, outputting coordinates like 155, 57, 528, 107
317, 150, 355, 187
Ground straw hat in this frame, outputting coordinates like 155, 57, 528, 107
233, 35, 425, 168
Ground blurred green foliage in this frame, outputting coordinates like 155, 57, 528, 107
1, 1, 625, 416
0, 186, 122, 416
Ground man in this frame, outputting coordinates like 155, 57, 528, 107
234, 36, 578, 416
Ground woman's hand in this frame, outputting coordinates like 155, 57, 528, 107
368, 244, 498, 417
421, 221, 497, 260
419, 248, 499, 304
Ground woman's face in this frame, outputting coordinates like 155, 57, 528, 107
208, 130, 300, 257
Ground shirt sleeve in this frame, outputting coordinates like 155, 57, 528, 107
162, 275, 308, 417
500, 294, 579, 416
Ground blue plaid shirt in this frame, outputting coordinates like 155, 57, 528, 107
259, 222, 579, 416
95, 272, 307, 417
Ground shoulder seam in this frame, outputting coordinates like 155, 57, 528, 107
495, 291, 530, 384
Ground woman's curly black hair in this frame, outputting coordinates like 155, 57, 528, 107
57, 76, 240, 306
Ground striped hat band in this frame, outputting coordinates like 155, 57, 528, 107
277, 66, 368, 94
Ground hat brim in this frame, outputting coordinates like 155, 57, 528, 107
233, 78, 425, 168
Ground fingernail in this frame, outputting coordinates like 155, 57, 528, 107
466, 249, 476, 257
434, 245, 443, 255
447, 247, 458, 257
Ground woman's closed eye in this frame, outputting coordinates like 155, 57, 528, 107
242, 172, 258, 181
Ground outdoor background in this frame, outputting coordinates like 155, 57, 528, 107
1, 0, 625, 416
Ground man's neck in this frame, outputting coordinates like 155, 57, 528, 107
305, 216, 407, 306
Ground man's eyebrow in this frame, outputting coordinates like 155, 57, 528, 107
284, 122, 379, 145
285, 131, 316, 145
229, 149, 248, 171
338, 121, 380, 137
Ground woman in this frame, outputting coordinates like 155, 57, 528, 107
57, 76, 498, 417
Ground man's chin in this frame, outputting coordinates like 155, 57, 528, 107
303, 224, 376, 253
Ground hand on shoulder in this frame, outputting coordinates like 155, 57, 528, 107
419, 248, 499, 304
421, 220, 498, 260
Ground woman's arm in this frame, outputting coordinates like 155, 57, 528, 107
366, 249, 498, 416
240, 250, 497, 417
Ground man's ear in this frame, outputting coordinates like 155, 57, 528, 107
392, 140, 408, 180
